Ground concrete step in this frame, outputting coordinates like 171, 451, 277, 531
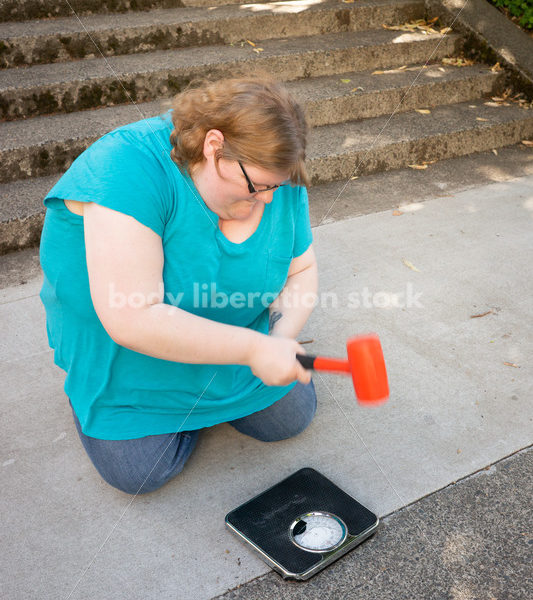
0, 64, 504, 184
2, 142, 533, 287
0, 175, 58, 255
2, 100, 532, 255
292, 64, 504, 127
0, 0, 425, 68
0, 0, 256, 23
0, 29, 461, 120
306, 142, 533, 227
307, 98, 533, 184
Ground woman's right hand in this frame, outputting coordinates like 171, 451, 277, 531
247, 334, 311, 387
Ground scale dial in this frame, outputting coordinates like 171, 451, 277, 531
290, 512, 348, 553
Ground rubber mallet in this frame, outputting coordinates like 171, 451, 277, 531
296, 333, 389, 405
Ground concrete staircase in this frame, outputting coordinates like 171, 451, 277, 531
1, 0, 532, 254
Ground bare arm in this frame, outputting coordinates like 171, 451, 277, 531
269, 245, 318, 339
83, 202, 310, 386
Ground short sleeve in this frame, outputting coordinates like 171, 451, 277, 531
292, 186, 313, 258
44, 131, 170, 238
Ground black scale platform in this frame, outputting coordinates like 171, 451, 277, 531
225, 467, 379, 580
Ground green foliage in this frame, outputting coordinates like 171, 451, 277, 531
489, 0, 533, 29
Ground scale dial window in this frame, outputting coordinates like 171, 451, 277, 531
290, 512, 348, 553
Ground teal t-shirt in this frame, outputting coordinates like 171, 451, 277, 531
39, 112, 313, 440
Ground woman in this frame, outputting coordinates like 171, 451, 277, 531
39, 77, 318, 495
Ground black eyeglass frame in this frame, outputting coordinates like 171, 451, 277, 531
238, 161, 286, 194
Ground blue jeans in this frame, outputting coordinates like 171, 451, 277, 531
70, 379, 316, 495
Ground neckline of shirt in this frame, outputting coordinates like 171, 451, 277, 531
176, 164, 272, 249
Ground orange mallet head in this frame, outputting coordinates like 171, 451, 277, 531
346, 334, 389, 404
296, 333, 389, 405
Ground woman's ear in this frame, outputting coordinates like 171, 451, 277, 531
203, 129, 225, 160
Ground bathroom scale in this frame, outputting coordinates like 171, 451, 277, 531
225, 467, 379, 580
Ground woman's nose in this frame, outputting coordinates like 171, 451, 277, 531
254, 190, 275, 203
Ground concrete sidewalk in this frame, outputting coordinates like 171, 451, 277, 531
217, 446, 533, 600
1, 174, 532, 599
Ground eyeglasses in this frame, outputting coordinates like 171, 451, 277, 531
238, 161, 286, 194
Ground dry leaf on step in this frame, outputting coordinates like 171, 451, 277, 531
442, 57, 475, 67
470, 310, 493, 318
383, 18, 440, 34
402, 258, 420, 272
